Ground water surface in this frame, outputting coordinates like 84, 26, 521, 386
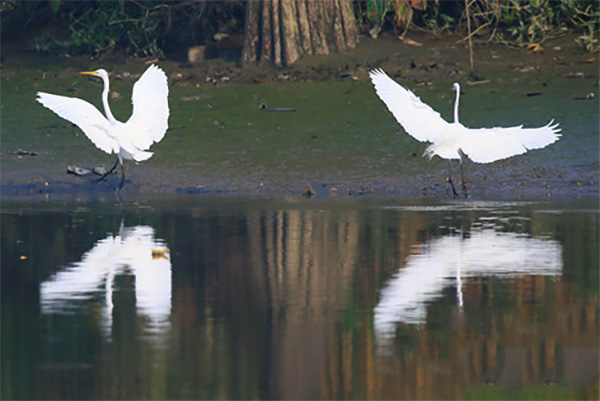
2, 198, 598, 400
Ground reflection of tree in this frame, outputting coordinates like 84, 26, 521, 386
246, 208, 360, 399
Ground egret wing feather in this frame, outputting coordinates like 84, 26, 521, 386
369, 69, 450, 143
36, 92, 119, 154
125, 65, 169, 150
459, 120, 561, 163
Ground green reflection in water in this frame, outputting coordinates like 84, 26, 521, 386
1, 198, 598, 400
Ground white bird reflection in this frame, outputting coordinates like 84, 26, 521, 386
374, 225, 562, 342
40, 224, 172, 337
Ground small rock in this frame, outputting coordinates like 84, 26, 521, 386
573, 93, 595, 100
188, 46, 206, 63
67, 165, 91, 176
14, 149, 38, 156
109, 91, 122, 101
93, 166, 108, 175
214, 33, 229, 42
303, 183, 317, 197
181, 94, 212, 101
517, 66, 537, 73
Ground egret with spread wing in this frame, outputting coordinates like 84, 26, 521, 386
369, 69, 561, 197
37, 65, 169, 190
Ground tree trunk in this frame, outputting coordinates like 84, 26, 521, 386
242, 0, 358, 66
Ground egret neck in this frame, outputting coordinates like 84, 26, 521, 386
452, 82, 460, 124
80, 70, 117, 124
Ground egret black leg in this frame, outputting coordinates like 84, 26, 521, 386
117, 162, 125, 191
460, 161, 468, 198
95, 157, 119, 182
447, 160, 459, 198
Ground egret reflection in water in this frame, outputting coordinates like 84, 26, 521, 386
40, 224, 172, 336
374, 223, 563, 342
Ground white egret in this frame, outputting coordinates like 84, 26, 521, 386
37, 65, 169, 190
369, 69, 561, 197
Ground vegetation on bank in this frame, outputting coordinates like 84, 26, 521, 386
1, 0, 598, 61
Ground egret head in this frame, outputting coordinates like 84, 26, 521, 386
453, 82, 460, 92
80, 69, 109, 80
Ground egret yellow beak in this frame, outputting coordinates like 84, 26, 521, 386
80, 71, 96, 76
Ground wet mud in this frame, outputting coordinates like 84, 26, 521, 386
1, 32, 598, 201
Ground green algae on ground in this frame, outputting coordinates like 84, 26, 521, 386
1, 34, 598, 199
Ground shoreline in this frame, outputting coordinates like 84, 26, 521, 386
2, 32, 598, 202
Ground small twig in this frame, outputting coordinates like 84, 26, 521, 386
487, 24, 498, 42
399, 7, 413, 40
456, 20, 491, 44
465, 0, 474, 71
109, 18, 143, 25
127, 0, 145, 10
149, 4, 170, 11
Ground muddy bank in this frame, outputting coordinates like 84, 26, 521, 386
2, 158, 597, 201
3, 31, 598, 87
175, 31, 599, 85
1, 32, 598, 201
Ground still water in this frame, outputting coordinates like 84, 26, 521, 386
1, 198, 598, 400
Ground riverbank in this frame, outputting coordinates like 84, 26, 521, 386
1, 32, 598, 201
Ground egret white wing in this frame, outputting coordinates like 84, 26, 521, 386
37, 92, 119, 154
459, 120, 561, 163
370, 69, 450, 143
125, 65, 169, 150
